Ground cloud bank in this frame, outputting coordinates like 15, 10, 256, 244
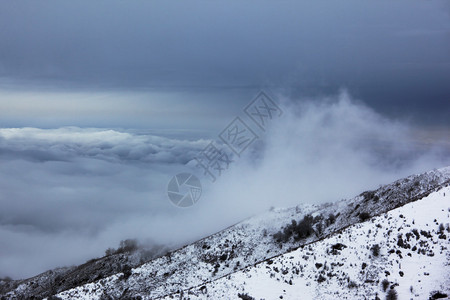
0, 128, 209, 278
0, 127, 207, 164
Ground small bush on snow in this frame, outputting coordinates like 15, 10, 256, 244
237, 293, 255, 300
359, 212, 371, 221
381, 279, 390, 292
386, 288, 398, 300
371, 244, 381, 257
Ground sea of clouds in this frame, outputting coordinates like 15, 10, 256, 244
0, 91, 448, 279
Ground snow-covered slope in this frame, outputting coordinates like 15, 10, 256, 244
170, 186, 449, 300
0, 245, 168, 300
2, 167, 450, 300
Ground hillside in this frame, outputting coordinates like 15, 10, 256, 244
1, 167, 449, 300
0, 244, 168, 300
168, 185, 450, 299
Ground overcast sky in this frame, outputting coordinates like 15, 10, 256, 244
0, 0, 449, 279
1, 0, 449, 129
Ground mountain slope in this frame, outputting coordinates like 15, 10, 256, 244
0, 245, 168, 300
2, 167, 450, 300
169, 185, 449, 299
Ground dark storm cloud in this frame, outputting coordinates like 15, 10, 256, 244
0, 0, 449, 126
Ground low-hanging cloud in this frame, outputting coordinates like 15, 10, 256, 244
0, 91, 448, 279
199, 90, 450, 226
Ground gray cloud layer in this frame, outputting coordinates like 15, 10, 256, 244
0, 127, 207, 164
1, 0, 449, 126
0, 128, 210, 278
1, 1, 448, 86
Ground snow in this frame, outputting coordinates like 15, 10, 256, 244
164, 186, 450, 300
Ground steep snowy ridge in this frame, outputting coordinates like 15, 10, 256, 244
167, 186, 450, 300
2, 167, 449, 300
